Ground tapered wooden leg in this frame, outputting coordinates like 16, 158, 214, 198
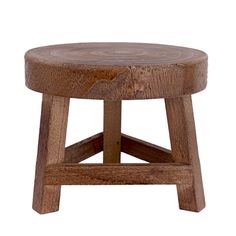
165, 95, 205, 212
103, 100, 121, 163
32, 94, 69, 214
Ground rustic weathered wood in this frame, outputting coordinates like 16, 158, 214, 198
32, 94, 69, 214
25, 43, 207, 100
64, 133, 103, 163
45, 163, 192, 185
26, 43, 207, 213
121, 133, 173, 163
103, 101, 121, 163
165, 95, 205, 212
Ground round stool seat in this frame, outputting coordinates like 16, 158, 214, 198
25, 43, 207, 100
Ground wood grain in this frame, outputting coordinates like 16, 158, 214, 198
25, 43, 207, 100
121, 133, 173, 163
45, 163, 192, 185
32, 94, 69, 214
64, 133, 103, 163
103, 101, 121, 163
26, 43, 207, 213
165, 95, 205, 212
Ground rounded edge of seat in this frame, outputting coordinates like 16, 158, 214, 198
25, 45, 208, 100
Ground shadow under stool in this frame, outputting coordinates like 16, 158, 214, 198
25, 42, 208, 214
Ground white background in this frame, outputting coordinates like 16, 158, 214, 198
0, 0, 235, 235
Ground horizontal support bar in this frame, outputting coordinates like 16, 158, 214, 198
45, 163, 192, 185
64, 132, 103, 163
121, 133, 173, 163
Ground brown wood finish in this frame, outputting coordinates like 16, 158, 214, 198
45, 163, 192, 185
26, 43, 207, 213
64, 132, 173, 164
121, 133, 173, 163
64, 133, 103, 163
32, 94, 69, 214
25, 43, 207, 100
103, 101, 121, 163
165, 95, 205, 212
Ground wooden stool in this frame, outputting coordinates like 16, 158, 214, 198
25, 43, 207, 214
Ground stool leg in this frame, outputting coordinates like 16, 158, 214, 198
103, 100, 121, 163
165, 95, 205, 212
32, 94, 69, 214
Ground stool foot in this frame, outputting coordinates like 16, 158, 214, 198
32, 94, 69, 214
165, 95, 205, 212
177, 184, 205, 212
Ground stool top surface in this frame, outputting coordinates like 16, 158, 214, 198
26, 42, 206, 66
25, 43, 207, 100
